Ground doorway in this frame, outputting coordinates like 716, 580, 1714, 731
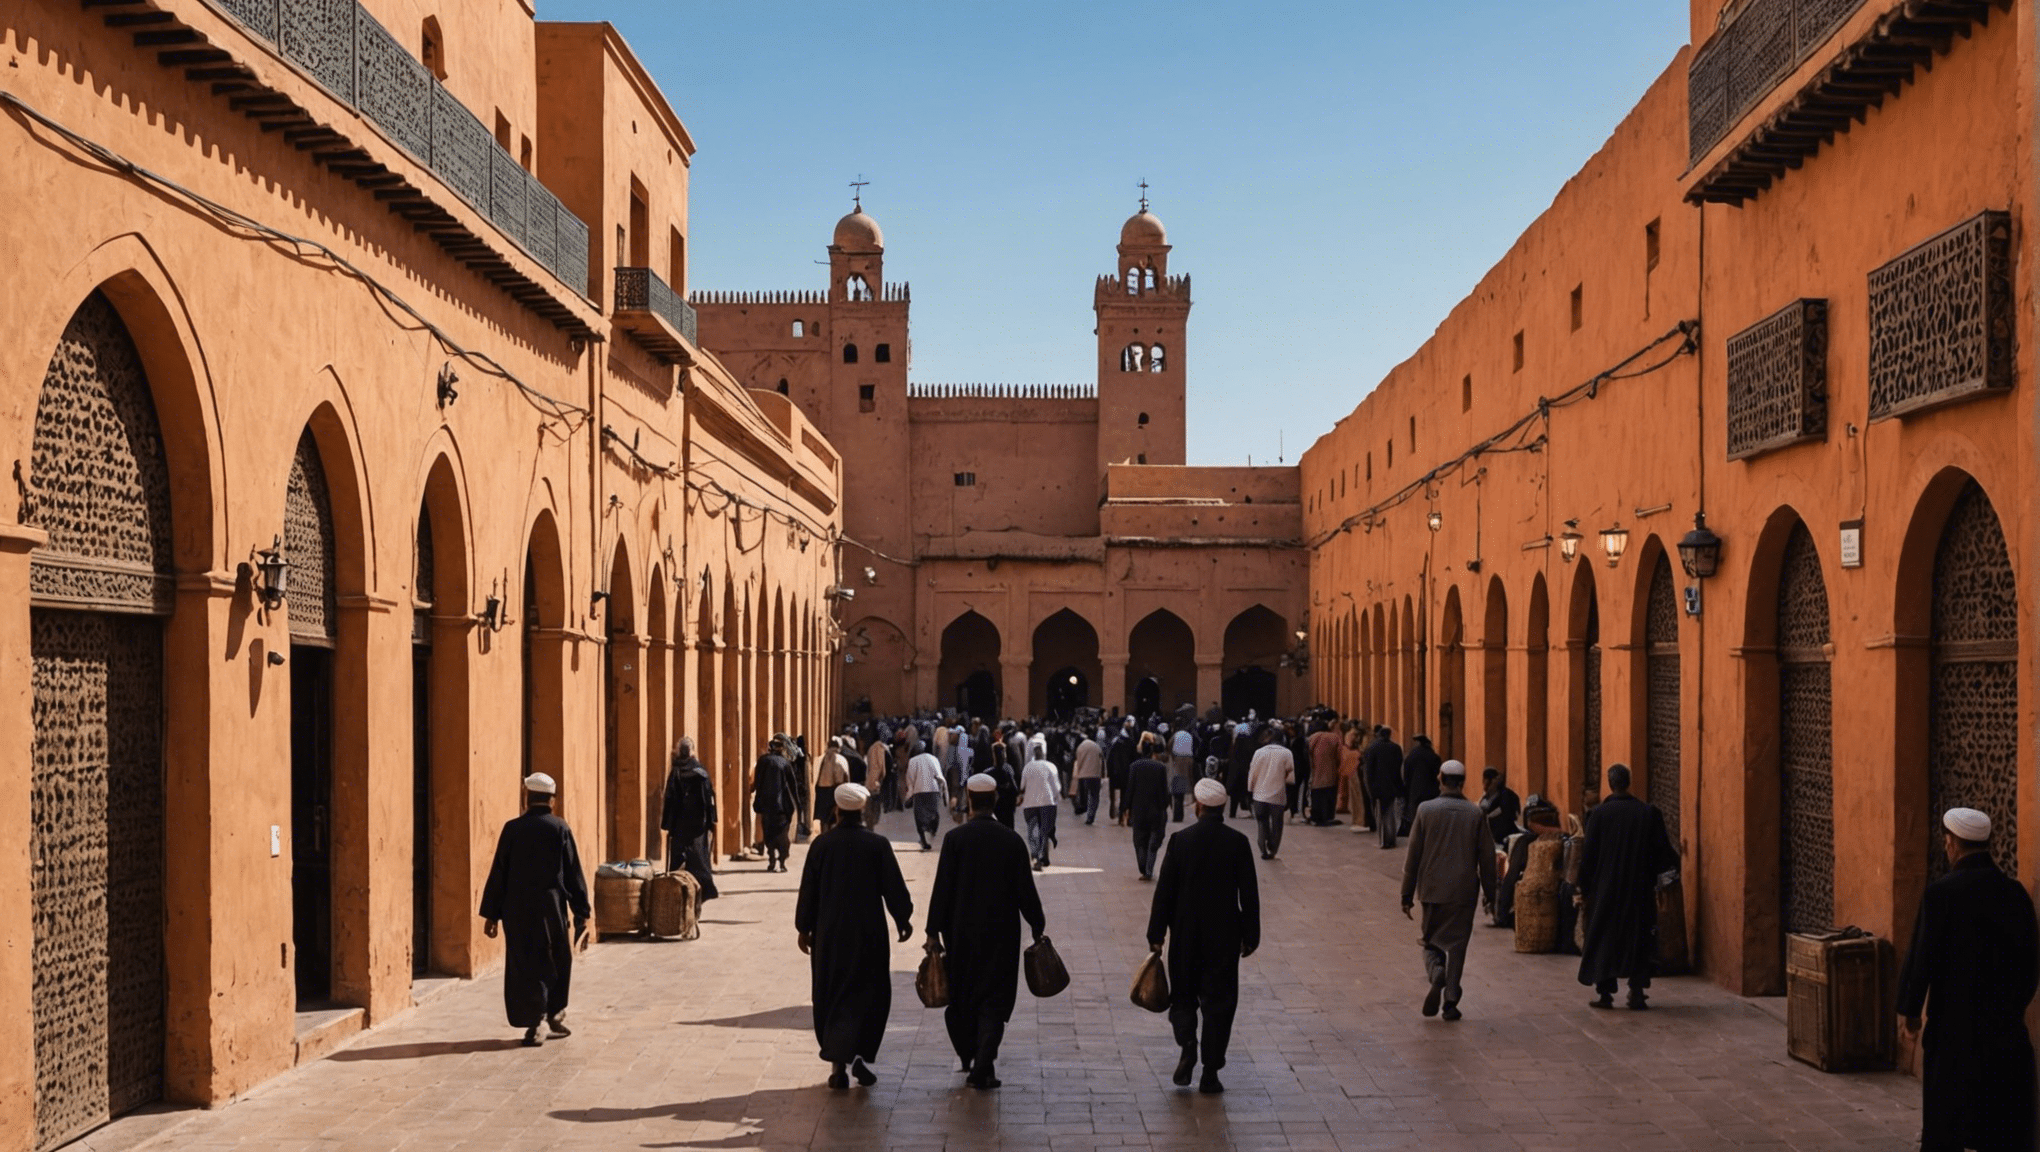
958, 669, 997, 720
1047, 666, 1090, 720
291, 645, 335, 1003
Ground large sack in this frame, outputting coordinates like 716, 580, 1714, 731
1130, 950, 1170, 1013
647, 870, 699, 940
1024, 935, 1071, 998
916, 945, 949, 1008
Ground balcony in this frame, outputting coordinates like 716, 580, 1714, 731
1687, 0, 2011, 205
614, 268, 698, 364
87, 0, 595, 335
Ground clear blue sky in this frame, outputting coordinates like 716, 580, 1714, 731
540, 1, 1691, 465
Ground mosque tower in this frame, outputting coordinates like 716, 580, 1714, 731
1094, 193, 1190, 482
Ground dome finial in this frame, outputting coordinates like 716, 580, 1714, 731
850, 173, 868, 212
1137, 177, 1149, 214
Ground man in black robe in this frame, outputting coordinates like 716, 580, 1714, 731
1126, 734, 1171, 880
1364, 727, 1406, 849
1574, 763, 1678, 1009
1148, 778, 1259, 1094
795, 784, 914, 1091
1899, 806, 2039, 1152
1226, 722, 1257, 818
1107, 721, 1137, 824
659, 738, 719, 902
479, 773, 591, 1047
926, 774, 1047, 1090
751, 735, 799, 872
1400, 734, 1440, 836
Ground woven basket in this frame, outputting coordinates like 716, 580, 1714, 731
594, 875, 645, 936
1513, 836, 1564, 953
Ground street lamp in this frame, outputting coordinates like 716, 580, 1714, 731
253, 536, 289, 611
1427, 509, 1443, 533
1599, 522, 1629, 569
1677, 512, 1723, 580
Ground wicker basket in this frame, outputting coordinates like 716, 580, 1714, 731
1512, 837, 1564, 953
594, 875, 645, 936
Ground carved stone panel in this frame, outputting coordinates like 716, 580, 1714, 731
1777, 523, 1834, 934
219, 0, 279, 41
31, 610, 165, 1152
286, 432, 338, 641
29, 292, 174, 615
1727, 299, 1826, 461
1868, 211, 2014, 421
429, 86, 492, 211
355, 15, 432, 161
279, 0, 357, 105
1687, 0, 1870, 164
490, 148, 528, 257
1928, 482, 2018, 881
1646, 553, 1681, 843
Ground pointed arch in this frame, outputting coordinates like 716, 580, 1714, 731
940, 610, 1002, 719
1525, 574, 1550, 798
1482, 576, 1509, 777
1636, 542, 1682, 843
1565, 564, 1603, 813
1222, 604, 1288, 720
1033, 608, 1101, 720
1127, 608, 1197, 717
644, 564, 670, 860
1438, 586, 1465, 761
412, 453, 473, 978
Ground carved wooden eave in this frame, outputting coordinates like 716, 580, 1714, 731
1686, 0, 2011, 206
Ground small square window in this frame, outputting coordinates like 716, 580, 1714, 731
953, 472, 976, 487
1512, 331, 1525, 372
1570, 284, 1583, 332
858, 384, 875, 413
875, 343, 891, 363
1461, 374, 1472, 412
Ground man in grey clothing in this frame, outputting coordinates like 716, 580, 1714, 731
1398, 759, 1495, 1021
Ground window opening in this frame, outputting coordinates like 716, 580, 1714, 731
1138, 412, 1150, 426
494, 110, 511, 150
953, 472, 976, 487
875, 343, 891, 363
519, 135, 533, 173
421, 17, 446, 79
627, 179, 649, 266
791, 320, 804, 338
1512, 331, 1524, 372
1149, 344, 1166, 373
1408, 415, 1416, 453
843, 344, 859, 365
858, 385, 875, 413
668, 229, 685, 296
1143, 267, 1156, 291
1461, 374, 1472, 412
846, 274, 872, 301
1570, 284, 1583, 332
1122, 343, 1145, 373
1137, 454, 1147, 464
776, 379, 789, 394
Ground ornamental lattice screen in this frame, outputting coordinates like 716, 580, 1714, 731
1646, 554, 1682, 844
1929, 481, 2018, 881
1777, 522, 1835, 935
26, 292, 169, 1152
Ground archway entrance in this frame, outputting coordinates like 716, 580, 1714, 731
286, 429, 339, 1008
1643, 551, 1681, 843
28, 292, 174, 1147
1030, 609, 1101, 720
1047, 667, 1091, 720
1132, 676, 1161, 719
938, 611, 1001, 718
1928, 481, 2018, 881
1127, 608, 1195, 719
1221, 605, 1288, 720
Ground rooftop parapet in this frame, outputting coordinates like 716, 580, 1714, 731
909, 383, 1096, 400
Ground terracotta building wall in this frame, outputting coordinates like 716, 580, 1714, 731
1303, 0, 2034, 998
0, 6, 840, 1148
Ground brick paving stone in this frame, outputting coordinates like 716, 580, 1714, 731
95, 805, 1924, 1150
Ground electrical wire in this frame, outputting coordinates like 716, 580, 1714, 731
1305, 320, 1698, 550
1, 89, 592, 431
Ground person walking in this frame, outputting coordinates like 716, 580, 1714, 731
1107, 719, 1137, 825
1574, 763, 1679, 1009
659, 737, 719, 902
866, 733, 892, 815
1305, 721, 1343, 826
1246, 726, 1294, 861
1898, 806, 2039, 1152
1147, 778, 1260, 1095
926, 775, 1048, 1090
813, 738, 851, 832
1019, 741, 1062, 870
1072, 731, 1105, 824
1126, 732, 1172, 880
750, 735, 800, 872
1398, 734, 1441, 837
795, 784, 914, 1091
1399, 760, 1494, 1021
1226, 722, 1256, 819
1364, 726, 1406, 849
1167, 724, 1197, 821
905, 743, 948, 851
478, 773, 591, 1047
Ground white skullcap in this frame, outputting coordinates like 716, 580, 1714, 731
1439, 759, 1467, 778
1944, 807, 1992, 842
523, 772, 557, 795
1158, 723, 1170, 734
1193, 778, 1229, 807
966, 773, 998, 793
834, 783, 869, 811
1235, 722, 1253, 736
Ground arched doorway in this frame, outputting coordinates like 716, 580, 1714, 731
1566, 566, 1603, 812
286, 429, 340, 1007
1643, 550, 1682, 843
1483, 578, 1509, 774
410, 460, 473, 979
1221, 605, 1287, 720
644, 566, 669, 861
27, 291, 174, 1147
522, 512, 567, 816
938, 611, 1002, 718
1127, 608, 1196, 718
1031, 609, 1101, 720
1048, 667, 1090, 719
1776, 521, 1834, 935
603, 543, 639, 861
1525, 576, 1549, 798
1928, 481, 2018, 880
1438, 588, 1465, 761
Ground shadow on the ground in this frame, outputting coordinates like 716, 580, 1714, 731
329, 1037, 523, 1060
697, 919, 761, 926
676, 1005, 810, 1030
549, 1085, 866, 1150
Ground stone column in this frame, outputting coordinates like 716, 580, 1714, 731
331, 593, 408, 1023
1100, 653, 1130, 716
999, 656, 1031, 721
1195, 655, 1224, 716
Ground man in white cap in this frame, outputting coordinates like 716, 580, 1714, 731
1019, 739, 1063, 871
1898, 805, 2038, 1152
1400, 757, 1493, 1021
1147, 777, 1259, 1094
1574, 763, 1678, 1010
795, 783, 914, 1091
479, 772, 592, 1047
926, 773, 1047, 1090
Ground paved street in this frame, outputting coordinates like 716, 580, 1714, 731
116, 806, 1920, 1151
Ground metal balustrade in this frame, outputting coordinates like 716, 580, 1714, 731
614, 267, 698, 361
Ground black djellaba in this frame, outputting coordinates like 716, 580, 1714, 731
478, 776, 592, 1047
925, 790, 1047, 1089
794, 799, 913, 1090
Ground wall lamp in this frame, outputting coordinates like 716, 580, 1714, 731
435, 363, 459, 409
863, 566, 878, 585
827, 586, 857, 602
1677, 512, 1723, 580
478, 593, 509, 632
590, 589, 610, 611
1427, 510, 1443, 533
251, 535, 289, 611
1599, 522, 1630, 568
1559, 519, 1582, 563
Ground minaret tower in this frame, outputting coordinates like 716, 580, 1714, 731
1094, 186, 1189, 485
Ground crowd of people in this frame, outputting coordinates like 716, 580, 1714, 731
470, 700, 2039, 1146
